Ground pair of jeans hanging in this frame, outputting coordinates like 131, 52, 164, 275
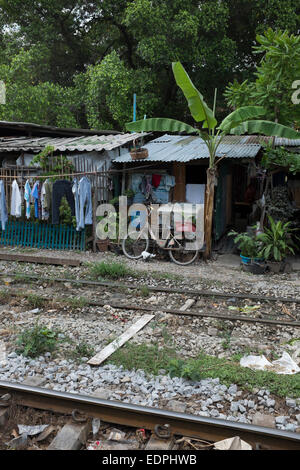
73, 177, 92, 231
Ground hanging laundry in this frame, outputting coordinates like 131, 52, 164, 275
24, 180, 32, 219
0, 180, 8, 230
41, 179, 53, 221
32, 181, 42, 219
152, 174, 162, 189
43, 179, 53, 215
73, 176, 92, 231
11, 179, 22, 218
52, 180, 75, 225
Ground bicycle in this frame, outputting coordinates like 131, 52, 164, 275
121, 202, 203, 266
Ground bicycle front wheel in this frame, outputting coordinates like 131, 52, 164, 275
122, 233, 150, 260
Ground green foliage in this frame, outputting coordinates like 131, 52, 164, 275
108, 342, 300, 398
59, 197, 76, 227
139, 286, 150, 297
26, 293, 46, 309
172, 61, 217, 129
262, 145, 300, 175
65, 297, 88, 309
68, 341, 95, 362
89, 261, 133, 280
16, 323, 59, 358
0, 3, 299, 129
228, 230, 261, 258
225, 29, 300, 127
168, 358, 201, 381
230, 120, 300, 140
126, 117, 197, 135
31, 146, 75, 175
257, 216, 299, 262
109, 342, 177, 376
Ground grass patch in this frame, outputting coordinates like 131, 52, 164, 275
64, 296, 88, 309
66, 341, 95, 362
147, 271, 182, 281
16, 323, 60, 358
26, 293, 47, 309
89, 261, 134, 280
14, 273, 31, 284
109, 342, 177, 376
108, 343, 300, 398
0, 289, 10, 303
139, 286, 150, 297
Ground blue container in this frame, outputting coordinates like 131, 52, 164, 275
240, 254, 251, 265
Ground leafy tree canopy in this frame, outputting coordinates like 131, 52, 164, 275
225, 29, 300, 126
0, 0, 299, 129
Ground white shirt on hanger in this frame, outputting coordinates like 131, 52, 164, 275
11, 179, 22, 218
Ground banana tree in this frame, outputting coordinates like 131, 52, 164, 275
126, 62, 300, 258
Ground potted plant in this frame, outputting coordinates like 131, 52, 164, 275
229, 229, 265, 274
257, 215, 299, 273
124, 189, 135, 206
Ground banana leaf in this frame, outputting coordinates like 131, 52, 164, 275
219, 106, 266, 132
126, 117, 198, 134
172, 62, 217, 130
230, 120, 300, 139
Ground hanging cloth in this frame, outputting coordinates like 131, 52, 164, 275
73, 177, 93, 231
41, 179, 52, 221
0, 180, 8, 230
32, 181, 42, 219
11, 179, 22, 218
24, 180, 32, 219
152, 174, 162, 189
52, 180, 75, 225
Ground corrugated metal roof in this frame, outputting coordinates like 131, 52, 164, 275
242, 135, 300, 147
113, 134, 261, 163
0, 133, 146, 153
0, 120, 121, 137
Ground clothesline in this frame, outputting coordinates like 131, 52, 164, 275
0, 175, 94, 232
0, 170, 107, 180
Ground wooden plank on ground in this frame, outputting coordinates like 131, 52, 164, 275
88, 314, 155, 366
0, 253, 81, 267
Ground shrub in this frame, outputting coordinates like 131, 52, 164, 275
16, 323, 59, 357
89, 261, 133, 280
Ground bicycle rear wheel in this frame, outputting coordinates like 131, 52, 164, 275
122, 233, 150, 260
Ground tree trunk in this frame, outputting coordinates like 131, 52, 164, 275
204, 168, 217, 259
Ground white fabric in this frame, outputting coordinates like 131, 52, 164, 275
186, 184, 205, 205
11, 180, 22, 217
240, 352, 300, 375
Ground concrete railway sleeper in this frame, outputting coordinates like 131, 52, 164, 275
0, 381, 300, 450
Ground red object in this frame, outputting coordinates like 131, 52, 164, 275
152, 174, 162, 188
175, 222, 196, 232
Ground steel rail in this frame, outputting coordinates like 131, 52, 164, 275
1, 271, 300, 304
0, 380, 299, 450
2, 286, 300, 328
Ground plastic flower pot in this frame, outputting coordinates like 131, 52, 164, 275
240, 254, 252, 265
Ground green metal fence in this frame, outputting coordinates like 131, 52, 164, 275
0, 220, 86, 251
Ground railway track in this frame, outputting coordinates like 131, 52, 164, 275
1, 272, 300, 328
0, 380, 300, 450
